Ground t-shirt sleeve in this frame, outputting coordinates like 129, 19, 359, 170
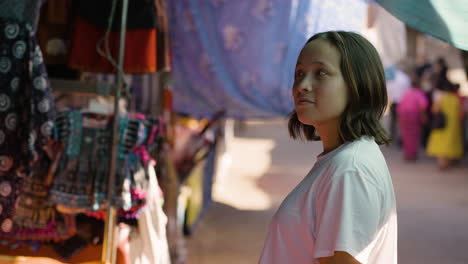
313, 170, 382, 263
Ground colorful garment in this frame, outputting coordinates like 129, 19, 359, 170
50, 111, 111, 213
12, 158, 54, 229
397, 87, 428, 159
0, 214, 75, 242
0, 17, 55, 233
91, 115, 131, 211
427, 92, 464, 159
50, 111, 163, 212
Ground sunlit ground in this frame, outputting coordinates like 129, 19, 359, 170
212, 136, 276, 211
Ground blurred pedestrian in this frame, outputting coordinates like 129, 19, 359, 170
386, 66, 411, 146
415, 55, 431, 80
397, 72, 428, 160
426, 60, 464, 169
416, 57, 434, 147
259, 31, 397, 264
432, 57, 449, 93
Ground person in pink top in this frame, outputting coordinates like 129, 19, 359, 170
397, 73, 429, 160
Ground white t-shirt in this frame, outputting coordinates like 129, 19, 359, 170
259, 136, 397, 264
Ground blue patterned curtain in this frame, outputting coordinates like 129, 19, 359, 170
168, 0, 367, 119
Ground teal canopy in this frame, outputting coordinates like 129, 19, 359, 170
376, 0, 468, 50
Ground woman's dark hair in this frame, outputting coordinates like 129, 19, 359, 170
434, 57, 452, 91
410, 68, 422, 88
288, 31, 390, 145
435, 57, 448, 76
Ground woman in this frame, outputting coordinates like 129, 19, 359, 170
259, 31, 397, 264
397, 74, 429, 160
426, 82, 464, 169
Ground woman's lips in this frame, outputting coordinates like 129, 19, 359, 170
296, 98, 315, 105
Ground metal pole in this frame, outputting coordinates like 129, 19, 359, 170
101, 0, 129, 263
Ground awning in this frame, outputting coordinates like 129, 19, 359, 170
375, 0, 468, 51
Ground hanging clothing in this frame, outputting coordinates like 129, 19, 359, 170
12, 159, 56, 229
0, 143, 73, 243
68, 0, 158, 74
49, 111, 128, 213
0, 213, 75, 243
129, 165, 170, 264
0, 14, 55, 232
49, 111, 163, 213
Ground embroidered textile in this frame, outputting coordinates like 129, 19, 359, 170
50, 111, 163, 212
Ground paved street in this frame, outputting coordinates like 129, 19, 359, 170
186, 120, 468, 264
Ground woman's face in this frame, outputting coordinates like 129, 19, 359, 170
292, 39, 349, 127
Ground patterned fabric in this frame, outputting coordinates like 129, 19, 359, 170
0, 142, 74, 243
168, 0, 366, 118
92, 115, 130, 211
0, 18, 55, 233
93, 114, 163, 210
0, 221, 73, 242
0, 213, 75, 242
12, 158, 54, 229
50, 111, 105, 214
50, 111, 163, 213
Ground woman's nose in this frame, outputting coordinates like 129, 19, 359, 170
298, 73, 313, 92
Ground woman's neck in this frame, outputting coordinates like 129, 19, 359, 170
315, 119, 343, 155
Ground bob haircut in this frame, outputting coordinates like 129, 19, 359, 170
288, 31, 390, 145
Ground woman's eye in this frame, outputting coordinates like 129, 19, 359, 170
317, 70, 327, 77
294, 70, 304, 80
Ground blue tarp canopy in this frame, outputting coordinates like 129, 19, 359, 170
168, 0, 367, 119
169, 0, 467, 119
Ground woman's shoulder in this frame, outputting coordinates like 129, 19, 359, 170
331, 137, 383, 169
336, 138, 388, 178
